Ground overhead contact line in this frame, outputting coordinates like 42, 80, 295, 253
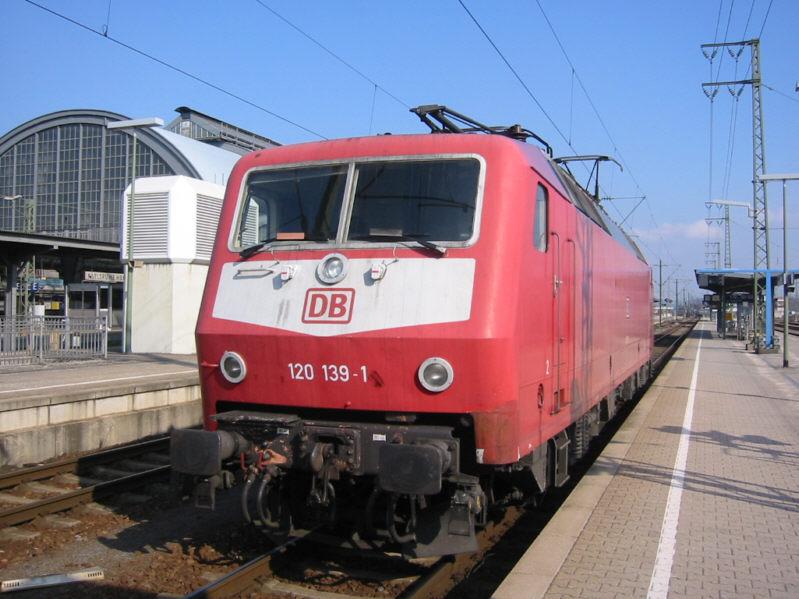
22, 0, 328, 140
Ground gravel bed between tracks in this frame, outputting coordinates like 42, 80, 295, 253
0, 487, 410, 598
0, 489, 272, 598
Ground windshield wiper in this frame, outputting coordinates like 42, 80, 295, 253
239, 234, 334, 259
238, 238, 278, 259
350, 233, 447, 255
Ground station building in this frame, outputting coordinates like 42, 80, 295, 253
0, 107, 278, 351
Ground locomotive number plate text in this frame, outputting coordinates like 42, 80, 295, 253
288, 363, 368, 383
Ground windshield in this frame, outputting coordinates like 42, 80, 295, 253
236, 165, 348, 247
234, 158, 481, 250
348, 160, 479, 242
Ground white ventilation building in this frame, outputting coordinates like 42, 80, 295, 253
122, 176, 225, 354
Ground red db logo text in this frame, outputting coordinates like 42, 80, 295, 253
302, 288, 355, 324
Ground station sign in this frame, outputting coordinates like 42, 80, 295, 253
703, 292, 754, 306
703, 293, 720, 307
84, 271, 124, 283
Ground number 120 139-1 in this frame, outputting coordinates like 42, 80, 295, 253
288, 363, 368, 383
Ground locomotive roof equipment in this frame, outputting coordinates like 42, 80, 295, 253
553, 154, 623, 201
411, 104, 553, 156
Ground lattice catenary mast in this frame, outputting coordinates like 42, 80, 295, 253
701, 39, 770, 349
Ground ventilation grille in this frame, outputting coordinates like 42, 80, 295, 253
131, 192, 169, 258
196, 194, 223, 259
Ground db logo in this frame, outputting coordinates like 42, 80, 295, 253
302, 288, 355, 324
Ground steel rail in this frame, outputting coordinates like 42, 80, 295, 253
185, 533, 310, 598
774, 322, 799, 335
653, 319, 696, 345
398, 507, 522, 599
652, 320, 697, 372
0, 465, 170, 529
0, 437, 169, 490
187, 507, 521, 599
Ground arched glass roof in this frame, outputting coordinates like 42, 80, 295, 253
0, 109, 240, 243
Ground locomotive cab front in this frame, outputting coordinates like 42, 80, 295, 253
171, 119, 653, 557
171, 139, 521, 556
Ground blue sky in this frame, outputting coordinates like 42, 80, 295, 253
3, 0, 798, 298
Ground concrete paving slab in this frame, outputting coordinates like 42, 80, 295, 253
494, 321, 799, 598
0, 352, 202, 466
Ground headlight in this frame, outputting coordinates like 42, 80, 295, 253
220, 351, 246, 384
418, 357, 454, 392
316, 253, 348, 284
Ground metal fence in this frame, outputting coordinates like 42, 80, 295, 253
0, 316, 108, 366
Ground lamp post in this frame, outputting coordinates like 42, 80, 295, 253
759, 173, 799, 368
106, 117, 164, 353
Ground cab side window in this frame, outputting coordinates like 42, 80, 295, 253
534, 184, 548, 252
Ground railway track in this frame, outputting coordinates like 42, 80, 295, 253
185, 321, 699, 599
653, 319, 694, 344
187, 508, 523, 599
0, 437, 170, 530
774, 321, 799, 335
653, 319, 698, 370
185, 532, 310, 599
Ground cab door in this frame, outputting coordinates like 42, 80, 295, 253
550, 207, 575, 414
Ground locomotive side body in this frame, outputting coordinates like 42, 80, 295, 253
171, 132, 651, 556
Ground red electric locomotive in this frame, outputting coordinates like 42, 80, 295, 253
171, 106, 652, 556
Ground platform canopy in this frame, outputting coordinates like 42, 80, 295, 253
695, 268, 799, 348
695, 269, 781, 297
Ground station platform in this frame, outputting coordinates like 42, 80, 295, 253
0, 354, 201, 466
494, 320, 799, 598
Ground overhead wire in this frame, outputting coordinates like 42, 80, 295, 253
251, 0, 410, 110
535, 1, 680, 267
720, 7, 748, 203
619, 197, 649, 226
708, 0, 735, 211
713, 0, 737, 81
757, 0, 774, 37
713, 0, 724, 43
742, 0, 756, 37
704, 0, 723, 266
368, 84, 378, 135
456, 0, 573, 150
763, 83, 799, 104
721, 95, 741, 200
706, 0, 723, 254
705, 0, 737, 269
532, 1, 646, 194
707, 0, 735, 209
456, 0, 633, 241
530, 0, 674, 262
21, 0, 328, 140
719, 0, 760, 201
